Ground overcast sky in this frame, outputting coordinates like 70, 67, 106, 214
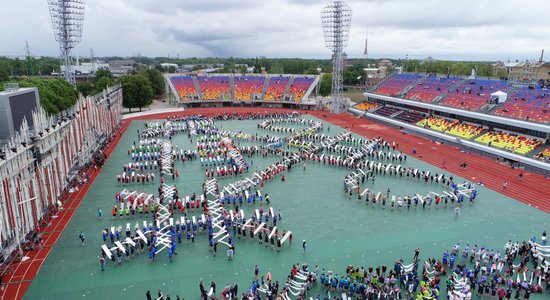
1, 0, 549, 61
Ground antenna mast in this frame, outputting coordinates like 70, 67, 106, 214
90, 47, 95, 72
25, 41, 34, 76
364, 29, 368, 58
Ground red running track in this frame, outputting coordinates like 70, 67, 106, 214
2, 107, 549, 299
0, 120, 131, 300
311, 111, 550, 214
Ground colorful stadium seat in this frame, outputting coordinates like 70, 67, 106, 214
354, 102, 379, 111
197, 76, 230, 100
535, 147, 550, 161
417, 116, 484, 139
264, 76, 290, 101
374, 74, 420, 97
417, 117, 454, 132
170, 76, 197, 100
405, 76, 458, 103
288, 77, 315, 102
394, 111, 425, 123
446, 122, 484, 139
374, 106, 402, 117
493, 85, 550, 123
475, 131, 542, 155
441, 79, 510, 111
234, 76, 265, 101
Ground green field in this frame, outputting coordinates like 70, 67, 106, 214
24, 116, 549, 300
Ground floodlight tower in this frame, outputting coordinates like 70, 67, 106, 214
321, 1, 352, 114
48, 0, 85, 87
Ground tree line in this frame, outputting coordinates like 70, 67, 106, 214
0, 55, 508, 115
76, 68, 165, 112
402, 59, 507, 79
0, 63, 165, 115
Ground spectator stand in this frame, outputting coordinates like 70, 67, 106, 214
417, 116, 487, 140
493, 84, 550, 123
373, 73, 421, 98
445, 121, 485, 140
475, 130, 544, 155
197, 76, 231, 101
373, 106, 403, 118
393, 110, 425, 124
417, 117, 455, 132
440, 78, 510, 111
534, 147, 550, 162
405, 75, 460, 103
264, 76, 291, 101
288, 76, 315, 102
353, 102, 379, 112
233, 76, 265, 101
169, 76, 199, 101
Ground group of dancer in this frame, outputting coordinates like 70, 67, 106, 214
94, 113, 549, 300
424, 236, 549, 299
116, 172, 155, 185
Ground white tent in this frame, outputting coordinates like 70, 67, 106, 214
491, 90, 507, 103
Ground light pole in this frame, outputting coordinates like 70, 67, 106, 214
321, 1, 352, 114
48, 0, 85, 86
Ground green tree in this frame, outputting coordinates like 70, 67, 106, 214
18, 78, 77, 114
305, 67, 320, 75
11, 58, 25, 76
94, 76, 115, 94
253, 57, 262, 74
268, 62, 284, 74
140, 68, 165, 97
95, 67, 112, 79
77, 82, 94, 97
0, 60, 10, 82
119, 75, 153, 112
239, 65, 248, 75
496, 68, 508, 80
34, 57, 59, 76
192, 65, 204, 71
261, 57, 271, 72
319, 74, 332, 96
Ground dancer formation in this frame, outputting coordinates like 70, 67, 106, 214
94, 112, 549, 299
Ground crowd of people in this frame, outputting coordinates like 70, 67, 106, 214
84, 113, 547, 300
183, 235, 550, 300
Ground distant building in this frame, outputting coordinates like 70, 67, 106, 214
331, 52, 355, 68
376, 59, 398, 76
60, 61, 109, 75
495, 60, 550, 83
364, 68, 383, 78
493, 60, 521, 73
422, 57, 437, 64
160, 63, 179, 69
180, 64, 224, 73
109, 60, 135, 74
378, 59, 393, 68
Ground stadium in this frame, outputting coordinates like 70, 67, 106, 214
166, 74, 321, 109
0, 1, 549, 300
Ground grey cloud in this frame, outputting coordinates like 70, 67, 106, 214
0, 0, 548, 61
126, 0, 265, 15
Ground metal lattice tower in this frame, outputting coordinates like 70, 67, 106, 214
48, 0, 85, 86
321, 1, 352, 114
